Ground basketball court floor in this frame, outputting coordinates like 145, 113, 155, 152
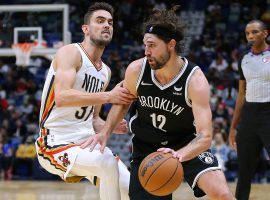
0, 181, 269, 200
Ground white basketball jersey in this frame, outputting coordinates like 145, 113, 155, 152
39, 43, 109, 145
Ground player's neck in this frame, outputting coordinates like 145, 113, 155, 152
81, 40, 104, 66
155, 56, 184, 85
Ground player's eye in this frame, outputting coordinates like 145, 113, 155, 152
108, 21, 113, 26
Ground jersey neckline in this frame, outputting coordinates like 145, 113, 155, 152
78, 43, 103, 71
151, 57, 188, 90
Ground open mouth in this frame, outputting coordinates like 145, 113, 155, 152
102, 31, 110, 35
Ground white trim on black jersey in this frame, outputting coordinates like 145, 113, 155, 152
128, 110, 138, 134
135, 58, 147, 91
151, 57, 188, 90
185, 66, 200, 107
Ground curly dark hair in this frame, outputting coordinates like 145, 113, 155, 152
84, 2, 114, 24
143, 5, 186, 55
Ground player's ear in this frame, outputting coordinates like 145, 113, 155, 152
263, 29, 268, 38
168, 39, 176, 50
81, 24, 89, 35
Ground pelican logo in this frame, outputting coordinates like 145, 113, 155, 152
198, 152, 214, 164
141, 154, 164, 176
58, 153, 70, 167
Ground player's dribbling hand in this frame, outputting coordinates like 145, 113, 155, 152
108, 82, 136, 104
228, 128, 237, 150
113, 119, 128, 134
157, 148, 184, 162
80, 133, 109, 153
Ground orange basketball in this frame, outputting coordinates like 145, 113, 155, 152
138, 151, 184, 196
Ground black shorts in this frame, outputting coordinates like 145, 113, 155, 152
129, 149, 220, 199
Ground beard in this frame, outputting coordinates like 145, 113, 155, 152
90, 33, 112, 47
148, 52, 170, 70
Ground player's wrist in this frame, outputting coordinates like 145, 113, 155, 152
103, 91, 111, 103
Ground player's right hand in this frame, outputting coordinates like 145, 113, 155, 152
228, 128, 237, 150
108, 83, 136, 104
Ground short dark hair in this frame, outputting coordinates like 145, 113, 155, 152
247, 20, 267, 31
84, 2, 114, 24
143, 5, 186, 54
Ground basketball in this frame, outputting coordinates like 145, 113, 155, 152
138, 151, 184, 196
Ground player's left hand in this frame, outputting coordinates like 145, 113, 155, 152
80, 133, 109, 153
157, 148, 183, 162
113, 119, 128, 134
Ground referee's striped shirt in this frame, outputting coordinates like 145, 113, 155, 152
239, 49, 270, 102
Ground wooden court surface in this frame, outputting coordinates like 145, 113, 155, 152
0, 181, 269, 200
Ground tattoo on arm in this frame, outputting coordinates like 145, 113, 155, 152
190, 134, 203, 144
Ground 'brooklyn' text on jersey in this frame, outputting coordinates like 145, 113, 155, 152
138, 95, 184, 115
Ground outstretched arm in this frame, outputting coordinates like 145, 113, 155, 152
80, 59, 143, 152
100, 60, 141, 137
53, 45, 134, 107
92, 104, 129, 135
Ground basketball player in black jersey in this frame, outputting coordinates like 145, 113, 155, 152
85, 6, 234, 200
229, 20, 270, 200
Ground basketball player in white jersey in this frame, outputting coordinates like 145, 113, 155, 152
35, 2, 134, 200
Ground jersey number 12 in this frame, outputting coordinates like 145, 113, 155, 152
150, 113, 167, 132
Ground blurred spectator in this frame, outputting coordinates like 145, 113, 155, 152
211, 132, 230, 171
12, 119, 28, 142
0, 60, 10, 74
14, 135, 36, 178
0, 85, 7, 99
2, 138, 13, 180
213, 103, 229, 131
0, 133, 4, 179
18, 99, 34, 116
209, 52, 229, 73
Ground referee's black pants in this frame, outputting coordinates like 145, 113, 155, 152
236, 102, 270, 200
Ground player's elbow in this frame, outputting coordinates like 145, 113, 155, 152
202, 134, 212, 150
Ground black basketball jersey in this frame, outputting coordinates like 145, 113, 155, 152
129, 57, 199, 157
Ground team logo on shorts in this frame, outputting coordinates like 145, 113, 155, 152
198, 152, 214, 164
58, 153, 70, 167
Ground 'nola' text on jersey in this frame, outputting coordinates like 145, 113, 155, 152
81, 73, 105, 93
138, 95, 184, 115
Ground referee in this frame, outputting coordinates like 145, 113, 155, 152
229, 19, 270, 200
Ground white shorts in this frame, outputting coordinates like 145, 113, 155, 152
36, 129, 130, 200
37, 142, 105, 179
36, 136, 124, 180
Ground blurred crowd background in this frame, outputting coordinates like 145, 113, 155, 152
1, 0, 270, 182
